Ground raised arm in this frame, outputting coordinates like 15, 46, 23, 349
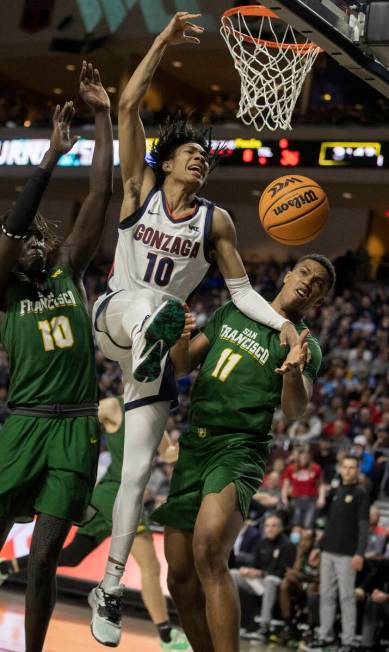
59, 62, 113, 279
276, 330, 312, 420
212, 208, 299, 348
118, 12, 204, 221
0, 102, 77, 308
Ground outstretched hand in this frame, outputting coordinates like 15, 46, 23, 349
50, 101, 79, 155
79, 61, 110, 112
276, 328, 311, 376
159, 12, 204, 46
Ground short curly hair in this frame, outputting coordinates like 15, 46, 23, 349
150, 114, 220, 186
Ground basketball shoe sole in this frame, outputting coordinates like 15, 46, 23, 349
133, 299, 185, 383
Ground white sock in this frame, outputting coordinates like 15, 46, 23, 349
102, 559, 125, 591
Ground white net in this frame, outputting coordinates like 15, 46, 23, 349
220, 7, 321, 131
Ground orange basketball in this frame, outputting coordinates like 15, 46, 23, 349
258, 174, 329, 245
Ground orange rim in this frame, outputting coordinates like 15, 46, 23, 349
221, 4, 322, 53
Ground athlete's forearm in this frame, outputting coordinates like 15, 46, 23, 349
119, 36, 168, 111
226, 275, 289, 331
281, 371, 309, 420
2, 147, 59, 240
89, 109, 113, 196
170, 338, 191, 377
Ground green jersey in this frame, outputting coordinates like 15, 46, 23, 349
188, 301, 322, 434
0, 264, 98, 405
103, 398, 125, 483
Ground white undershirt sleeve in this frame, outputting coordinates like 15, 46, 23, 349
225, 275, 289, 331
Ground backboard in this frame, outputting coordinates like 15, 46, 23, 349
257, 0, 389, 98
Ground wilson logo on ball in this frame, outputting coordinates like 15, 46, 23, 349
269, 177, 303, 198
273, 190, 319, 216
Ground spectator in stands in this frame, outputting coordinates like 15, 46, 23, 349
308, 455, 370, 651
325, 418, 351, 450
365, 504, 388, 559
251, 471, 282, 517
279, 529, 317, 643
359, 558, 389, 651
230, 520, 261, 569
352, 435, 375, 479
313, 437, 337, 485
230, 514, 296, 641
282, 448, 326, 529
289, 402, 322, 443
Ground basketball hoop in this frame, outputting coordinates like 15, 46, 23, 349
220, 5, 322, 132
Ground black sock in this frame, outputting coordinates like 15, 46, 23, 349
0, 559, 14, 575
156, 621, 172, 643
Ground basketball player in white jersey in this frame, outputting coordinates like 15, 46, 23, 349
90, 12, 299, 646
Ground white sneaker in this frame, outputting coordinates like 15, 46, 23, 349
89, 583, 124, 647
132, 298, 185, 383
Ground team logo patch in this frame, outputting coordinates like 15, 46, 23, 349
51, 268, 64, 278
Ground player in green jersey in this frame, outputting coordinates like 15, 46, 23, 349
0, 62, 113, 652
153, 254, 336, 652
0, 396, 191, 651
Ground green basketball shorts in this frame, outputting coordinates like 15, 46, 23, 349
80, 476, 151, 544
152, 427, 272, 532
0, 414, 100, 525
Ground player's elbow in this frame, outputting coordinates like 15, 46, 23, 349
118, 96, 140, 115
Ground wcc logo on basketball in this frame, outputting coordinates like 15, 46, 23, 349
268, 177, 303, 198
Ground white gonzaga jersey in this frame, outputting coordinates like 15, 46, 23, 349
108, 187, 214, 301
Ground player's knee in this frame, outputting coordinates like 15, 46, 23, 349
167, 564, 194, 597
193, 532, 227, 577
120, 462, 151, 493
29, 548, 57, 576
141, 555, 160, 578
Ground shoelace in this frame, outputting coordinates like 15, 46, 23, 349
101, 591, 122, 624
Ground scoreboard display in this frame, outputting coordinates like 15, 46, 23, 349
0, 137, 387, 169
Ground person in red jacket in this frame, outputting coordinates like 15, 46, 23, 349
282, 447, 326, 529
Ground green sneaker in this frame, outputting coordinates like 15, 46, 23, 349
132, 299, 185, 383
160, 628, 192, 650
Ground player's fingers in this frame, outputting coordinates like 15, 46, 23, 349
61, 101, 74, 123
62, 101, 74, 123
299, 328, 309, 344
178, 12, 202, 20
79, 60, 87, 83
94, 67, 101, 84
183, 36, 201, 44
183, 23, 205, 35
87, 61, 93, 82
52, 104, 61, 124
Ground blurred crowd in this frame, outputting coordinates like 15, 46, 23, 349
1, 252, 389, 649
1, 55, 388, 129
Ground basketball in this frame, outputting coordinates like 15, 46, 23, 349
258, 175, 329, 245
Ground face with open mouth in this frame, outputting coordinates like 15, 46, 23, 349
281, 259, 330, 315
165, 142, 210, 188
